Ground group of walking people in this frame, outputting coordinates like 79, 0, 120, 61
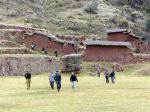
97, 65, 116, 84
49, 71, 78, 92
24, 70, 78, 92
24, 65, 116, 91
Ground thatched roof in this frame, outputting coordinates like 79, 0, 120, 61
107, 29, 128, 34
54, 38, 74, 44
128, 34, 142, 39
25, 31, 74, 44
34, 31, 56, 40
82, 40, 132, 48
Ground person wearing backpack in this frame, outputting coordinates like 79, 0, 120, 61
24, 71, 32, 90
54, 71, 61, 92
70, 72, 78, 91
110, 66, 116, 84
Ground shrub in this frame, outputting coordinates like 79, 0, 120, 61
84, 0, 98, 14
146, 19, 150, 31
146, 8, 150, 14
29, 0, 34, 2
119, 20, 129, 28
131, 12, 138, 22
112, 0, 128, 5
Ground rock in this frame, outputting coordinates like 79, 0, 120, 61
113, 62, 124, 72
60, 54, 82, 73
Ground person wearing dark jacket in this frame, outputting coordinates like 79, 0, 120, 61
24, 71, 32, 90
54, 71, 61, 92
104, 68, 109, 83
70, 72, 78, 91
110, 67, 115, 84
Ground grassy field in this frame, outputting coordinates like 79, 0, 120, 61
1, 70, 150, 112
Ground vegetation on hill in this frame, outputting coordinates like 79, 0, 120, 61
0, 0, 149, 39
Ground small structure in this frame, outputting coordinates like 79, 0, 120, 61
82, 40, 133, 63
60, 54, 82, 73
107, 29, 128, 41
20, 31, 76, 55
107, 29, 143, 53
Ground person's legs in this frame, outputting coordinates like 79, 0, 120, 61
50, 81, 54, 90
56, 82, 59, 92
71, 81, 76, 90
106, 76, 109, 83
97, 72, 100, 77
58, 82, 61, 91
29, 79, 31, 88
57, 82, 61, 92
111, 77, 115, 84
26, 79, 31, 90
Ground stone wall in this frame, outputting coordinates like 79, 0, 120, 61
0, 56, 60, 76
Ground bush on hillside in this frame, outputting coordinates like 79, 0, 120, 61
146, 19, 150, 32
131, 12, 138, 22
128, 0, 144, 9
84, 0, 98, 14
29, 0, 34, 2
119, 20, 129, 28
146, 8, 150, 14
111, 0, 128, 5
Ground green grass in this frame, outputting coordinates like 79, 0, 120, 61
1, 72, 150, 112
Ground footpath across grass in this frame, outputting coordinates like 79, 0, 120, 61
0, 73, 150, 112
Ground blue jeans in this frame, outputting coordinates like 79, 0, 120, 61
56, 81, 61, 92
111, 77, 115, 83
50, 81, 54, 90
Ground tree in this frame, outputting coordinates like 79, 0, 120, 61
84, 0, 98, 14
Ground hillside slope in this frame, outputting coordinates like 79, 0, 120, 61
0, 0, 149, 38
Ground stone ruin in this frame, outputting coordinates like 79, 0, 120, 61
60, 54, 82, 73
0, 56, 59, 76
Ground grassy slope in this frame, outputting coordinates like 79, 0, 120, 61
1, 63, 150, 112
0, 0, 149, 37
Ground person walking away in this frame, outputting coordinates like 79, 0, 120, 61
49, 72, 55, 90
70, 72, 78, 91
44, 47, 48, 54
104, 68, 109, 83
54, 71, 61, 92
24, 71, 32, 90
110, 66, 116, 84
31, 43, 35, 50
97, 64, 101, 77
54, 50, 58, 57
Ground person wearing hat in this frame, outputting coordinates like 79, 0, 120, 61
70, 72, 78, 91
54, 71, 61, 92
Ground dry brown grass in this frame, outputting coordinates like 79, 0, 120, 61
133, 66, 150, 76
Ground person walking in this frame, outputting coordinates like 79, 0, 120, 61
110, 66, 116, 84
49, 72, 55, 90
97, 64, 101, 77
54, 50, 58, 57
24, 71, 32, 90
70, 72, 78, 91
104, 68, 109, 83
31, 43, 35, 50
54, 71, 61, 92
